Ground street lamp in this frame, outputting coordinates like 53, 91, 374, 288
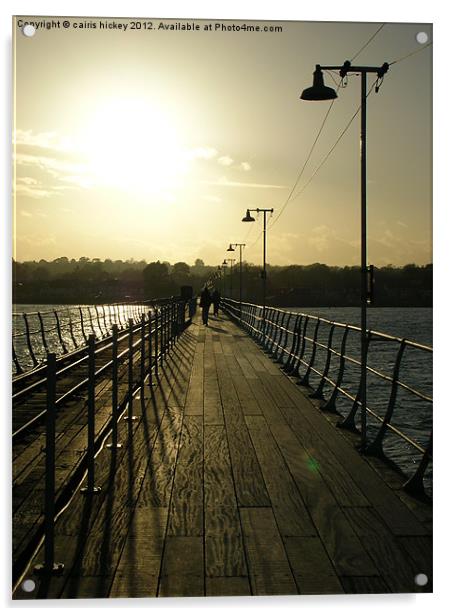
301, 60, 389, 450
227, 243, 246, 321
242, 208, 274, 338
223, 258, 235, 298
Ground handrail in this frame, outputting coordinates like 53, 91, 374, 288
12, 298, 178, 377
221, 297, 432, 500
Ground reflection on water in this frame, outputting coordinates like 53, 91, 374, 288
12, 303, 152, 373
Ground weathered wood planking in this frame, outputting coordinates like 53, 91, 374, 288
14, 313, 432, 599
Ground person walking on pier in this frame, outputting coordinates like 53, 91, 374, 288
199, 285, 212, 326
212, 288, 221, 317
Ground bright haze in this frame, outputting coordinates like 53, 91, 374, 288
13, 18, 432, 266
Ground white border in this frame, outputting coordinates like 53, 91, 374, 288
2, 1, 448, 613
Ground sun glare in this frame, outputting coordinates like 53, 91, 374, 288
83, 98, 187, 195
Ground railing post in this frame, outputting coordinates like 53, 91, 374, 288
365, 340, 407, 456
67, 309, 78, 349
101, 305, 109, 335
37, 312, 49, 355
124, 318, 138, 423
283, 314, 302, 373
79, 307, 88, 344
338, 331, 373, 434
321, 325, 349, 413
276, 312, 291, 364
147, 310, 154, 386
106, 325, 122, 450
311, 323, 335, 400
403, 434, 432, 501
88, 306, 96, 337
140, 313, 146, 385
298, 319, 321, 387
155, 308, 161, 373
54, 310, 68, 354
81, 336, 101, 494
34, 353, 64, 575
12, 341, 23, 375
290, 315, 309, 377
94, 305, 105, 338
23, 313, 38, 367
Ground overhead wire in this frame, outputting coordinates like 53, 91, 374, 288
237, 25, 431, 255
242, 22, 387, 250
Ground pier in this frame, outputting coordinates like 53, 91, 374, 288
12, 299, 432, 598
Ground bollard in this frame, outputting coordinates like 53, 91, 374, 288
34, 353, 64, 575
123, 318, 138, 422
106, 325, 122, 450
81, 336, 101, 494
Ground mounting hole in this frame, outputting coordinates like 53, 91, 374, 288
21, 578, 36, 592
22, 24, 36, 37
416, 32, 428, 44
414, 573, 428, 587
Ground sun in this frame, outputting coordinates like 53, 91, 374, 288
83, 97, 187, 195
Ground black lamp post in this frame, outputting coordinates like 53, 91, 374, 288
227, 243, 246, 321
301, 60, 389, 450
223, 258, 235, 297
242, 208, 274, 337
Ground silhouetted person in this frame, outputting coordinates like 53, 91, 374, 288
199, 286, 212, 326
212, 288, 221, 316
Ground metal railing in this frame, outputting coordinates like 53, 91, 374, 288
12, 298, 182, 377
221, 297, 432, 501
13, 296, 196, 584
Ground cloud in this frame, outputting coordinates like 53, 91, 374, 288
203, 176, 288, 189
239, 162, 251, 171
14, 129, 90, 198
20, 210, 33, 217
189, 146, 218, 160
218, 155, 234, 167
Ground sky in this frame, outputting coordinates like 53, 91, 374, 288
12, 17, 432, 267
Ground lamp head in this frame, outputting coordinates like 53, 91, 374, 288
222, 259, 227, 266
227, 244, 235, 252
242, 209, 255, 222
301, 65, 337, 101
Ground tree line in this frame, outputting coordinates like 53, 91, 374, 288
12, 257, 432, 307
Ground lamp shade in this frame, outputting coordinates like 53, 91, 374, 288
242, 209, 255, 222
301, 66, 337, 101
227, 244, 235, 251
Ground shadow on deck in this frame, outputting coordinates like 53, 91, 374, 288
14, 313, 432, 598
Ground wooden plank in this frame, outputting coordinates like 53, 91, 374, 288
245, 416, 316, 537
206, 577, 251, 597
265, 418, 377, 576
109, 507, 168, 598
240, 508, 297, 595
167, 416, 203, 536
204, 424, 248, 577
343, 506, 428, 592
284, 537, 344, 594
275, 407, 369, 507
275, 376, 428, 536
158, 536, 204, 597
340, 577, 390, 594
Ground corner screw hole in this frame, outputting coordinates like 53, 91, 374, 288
414, 573, 428, 586
416, 32, 428, 44
21, 578, 36, 592
22, 24, 36, 37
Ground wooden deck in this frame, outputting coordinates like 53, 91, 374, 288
14, 313, 432, 598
